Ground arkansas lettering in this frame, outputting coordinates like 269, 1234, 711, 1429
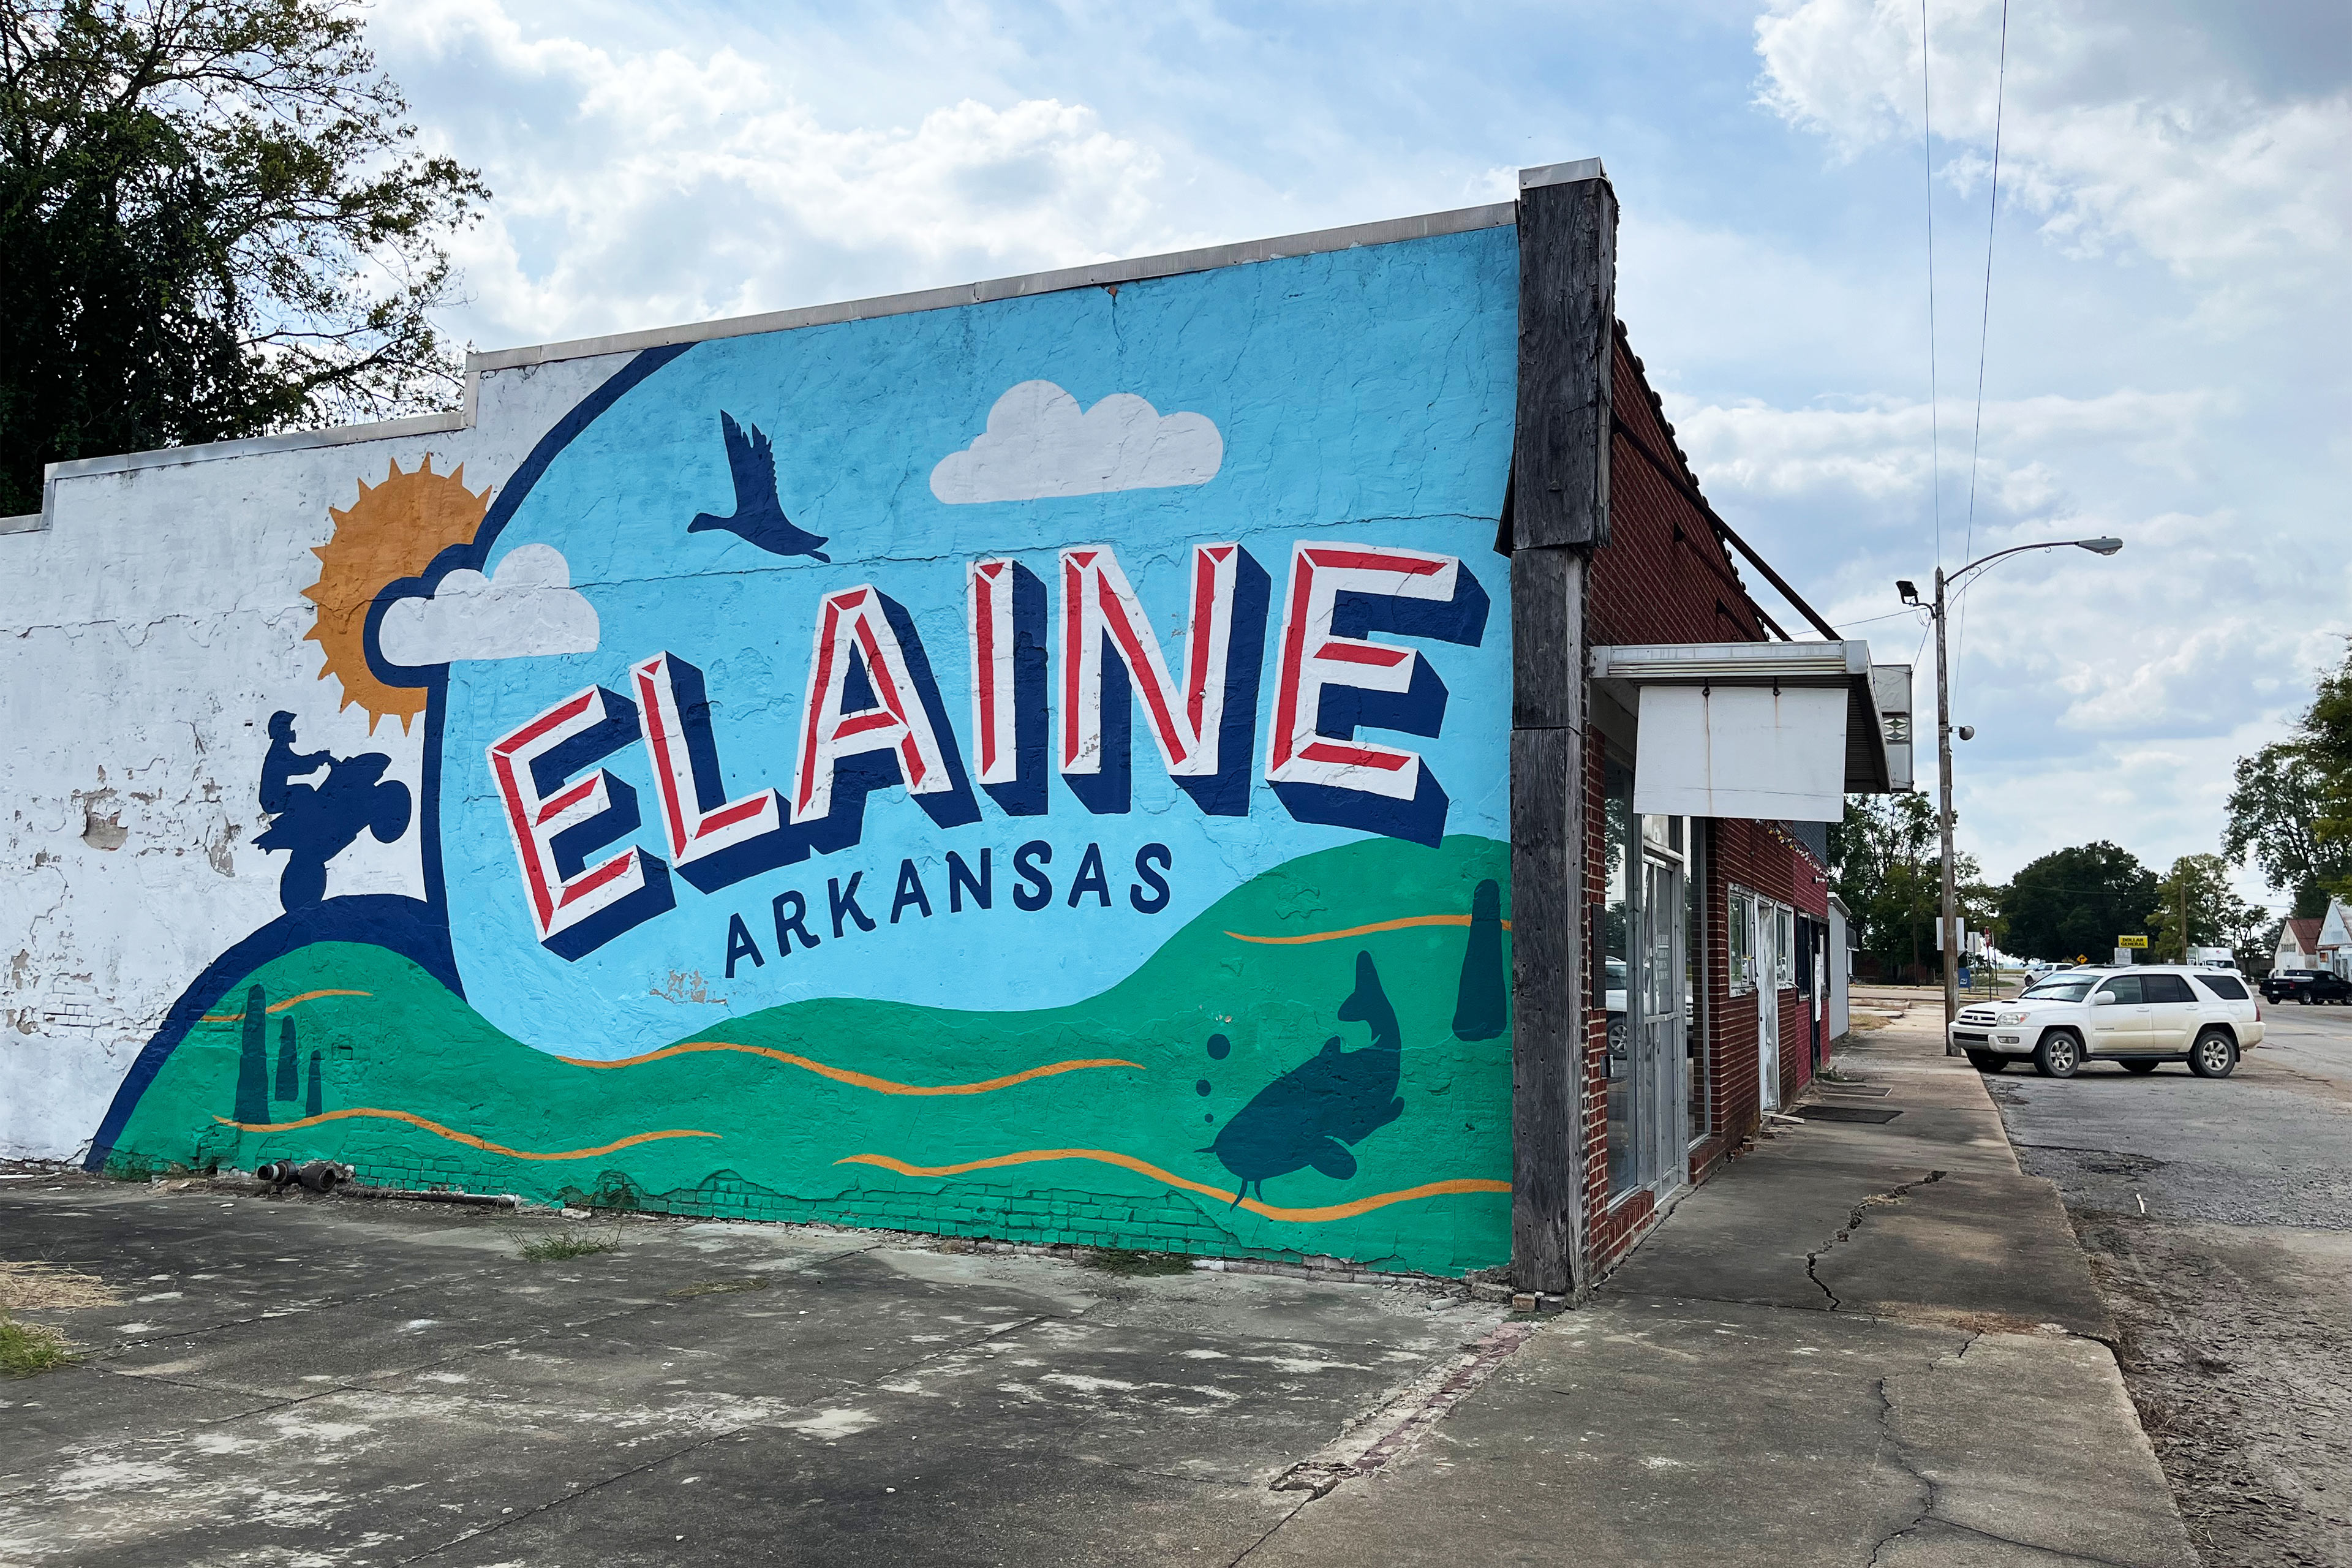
484, 538, 1488, 959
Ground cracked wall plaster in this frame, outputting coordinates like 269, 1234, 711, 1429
0, 355, 628, 1159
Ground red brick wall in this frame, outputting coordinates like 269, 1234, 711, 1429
1576, 328, 1838, 1277
1589, 330, 1769, 650
1709, 818, 1833, 1121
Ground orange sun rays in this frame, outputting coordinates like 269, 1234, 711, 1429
301, 456, 491, 733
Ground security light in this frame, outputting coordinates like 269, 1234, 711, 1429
1896, 579, 1919, 605
2075, 537, 2124, 556
1957, 726, 1975, 741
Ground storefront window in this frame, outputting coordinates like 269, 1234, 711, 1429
1728, 888, 1754, 994
1604, 759, 1636, 1197
1776, 907, 1795, 989
1686, 824, 1709, 1141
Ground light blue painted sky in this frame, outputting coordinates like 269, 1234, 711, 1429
375, 0, 2352, 903
434, 230, 1517, 1050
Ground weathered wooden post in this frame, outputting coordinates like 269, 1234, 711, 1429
1510, 160, 1615, 1300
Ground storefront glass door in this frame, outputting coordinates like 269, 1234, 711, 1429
1607, 785, 1694, 1203
1756, 910, 1781, 1112
1638, 855, 1690, 1192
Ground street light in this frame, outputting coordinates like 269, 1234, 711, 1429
1912, 537, 2125, 1029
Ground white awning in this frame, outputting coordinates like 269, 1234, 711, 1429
1632, 685, 1848, 821
1587, 639, 1909, 821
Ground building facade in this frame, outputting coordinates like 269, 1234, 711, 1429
0, 161, 1901, 1294
2276, 917, 2323, 975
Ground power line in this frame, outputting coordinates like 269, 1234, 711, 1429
1843, 606, 1937, 628
1954, 0, 2011, 679
1921, 0, 1943, 576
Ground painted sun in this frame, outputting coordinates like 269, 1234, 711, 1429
302, 456, 492, 733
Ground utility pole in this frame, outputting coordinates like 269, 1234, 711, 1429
1902, 537, 2124, 1040
1936, 566, 1957, 1027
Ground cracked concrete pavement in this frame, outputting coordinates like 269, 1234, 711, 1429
0, 1188, 1506, 1566
1, 1013, 2195, 1566
1245, 1014, 2197, 1568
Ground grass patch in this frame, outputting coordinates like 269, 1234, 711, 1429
0, 1316, 75, 1377
1080, 1248, 1195, 1278
519, 1233, 620, 1262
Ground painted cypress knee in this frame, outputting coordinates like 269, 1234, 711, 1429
276, 1014, 300, 1102
232, 986, 270, 1126
1453, 878, 1507, 1040
305, 1048, 324, 1119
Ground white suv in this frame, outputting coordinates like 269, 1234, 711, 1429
1949, 965, 2263, 1079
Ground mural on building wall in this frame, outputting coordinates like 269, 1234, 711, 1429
87, 225, 1521, 1275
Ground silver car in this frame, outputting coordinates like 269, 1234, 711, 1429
1949, 965, 2263, 1079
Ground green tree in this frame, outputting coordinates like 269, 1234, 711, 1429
2254, 915, 2285, 974
2223, 640, 2352, 914
2146, 853, 2263, 965
2304, 647, 2352, 858
2000, 842, 2158, 962
2228, 898, 2272, 971
0, 1, 486, 513
2222, 742, 2345, 916
1830, 794, 1983, 981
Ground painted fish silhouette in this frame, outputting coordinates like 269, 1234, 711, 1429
688, 412, 831, 562
1204, 951, 1405, 1205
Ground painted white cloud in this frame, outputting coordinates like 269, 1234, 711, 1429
378, 545, 600, 665
930, 380, 1223, 504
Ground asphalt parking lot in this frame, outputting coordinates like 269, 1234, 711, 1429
1988, 1005, 2352, 1566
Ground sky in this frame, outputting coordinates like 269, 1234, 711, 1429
368, 0, 2352, 908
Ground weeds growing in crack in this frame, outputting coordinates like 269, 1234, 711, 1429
0, 1315, 75, 1376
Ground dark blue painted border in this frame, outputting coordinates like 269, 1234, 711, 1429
82, 896, 460, 1170
84, 342, 695, 1172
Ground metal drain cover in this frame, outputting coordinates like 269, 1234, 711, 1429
1796, 1104, 1902, 1124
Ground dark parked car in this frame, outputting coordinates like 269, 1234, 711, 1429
2263, 968, 2352, 1005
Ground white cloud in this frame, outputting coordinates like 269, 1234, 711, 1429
929, 381, 1223, 504
1754, 0, 2352, 304
1662, 388, 2214, 508
372, 1, 1181, 348
337, 0, 2350, 901
378, 545, 600, 665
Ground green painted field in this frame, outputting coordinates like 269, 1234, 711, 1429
114, 835, 1512, 1274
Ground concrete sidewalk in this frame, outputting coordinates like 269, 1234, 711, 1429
1255, 1017, 2199, 1567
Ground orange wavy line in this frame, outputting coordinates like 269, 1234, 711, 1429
212, 1108, 717, 1161
200, 989, 372, 1023
554, 1041, 1142, 1096
1222, 915, 1512, 946
836, 1148, 1510, 1224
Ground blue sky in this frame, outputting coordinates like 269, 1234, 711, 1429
373, 0, 2352, 905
